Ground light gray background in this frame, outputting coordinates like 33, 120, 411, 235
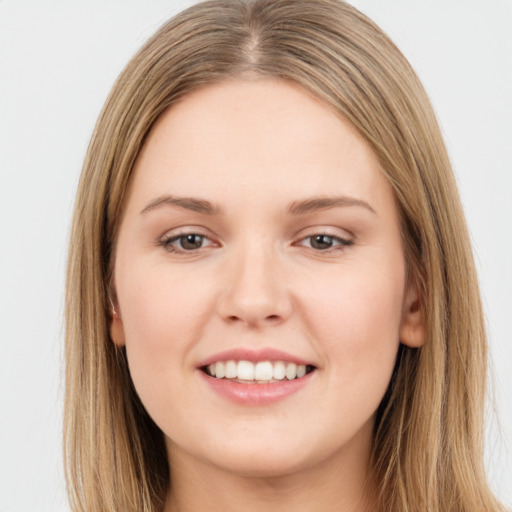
0, 1, 511, 510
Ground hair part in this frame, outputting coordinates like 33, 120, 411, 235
65, 1, 502, 510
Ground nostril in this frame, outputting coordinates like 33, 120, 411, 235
226, 314, 281, 324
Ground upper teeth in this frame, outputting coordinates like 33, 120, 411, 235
207, 360, 308, 381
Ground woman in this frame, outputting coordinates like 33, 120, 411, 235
64, 0, 506, 510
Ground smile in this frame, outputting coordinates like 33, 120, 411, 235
204, 360, 316, 383
197, 348, 317, 404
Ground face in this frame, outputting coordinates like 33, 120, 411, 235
112, 79, 424, 479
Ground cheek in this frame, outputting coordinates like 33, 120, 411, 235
119, 259, 214, 337
115, 261, 216, 394
299, 264, 404, 389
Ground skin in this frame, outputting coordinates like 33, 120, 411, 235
111, 79, 425, 512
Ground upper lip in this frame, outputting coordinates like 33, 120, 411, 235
197, 348, 315, 368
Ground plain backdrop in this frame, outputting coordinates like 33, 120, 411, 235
0, 1, 511, 510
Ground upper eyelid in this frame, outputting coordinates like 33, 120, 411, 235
295, 234, 353, 248
156, 226, 354, 245
156, 227, 218, 253
293, 226, 354, 241
160, 233, 218, 254
301, 233, 351, 242
159, 226, 213, 240
162, 231, 215, 244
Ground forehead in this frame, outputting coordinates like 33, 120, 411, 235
128, 78, 392, 215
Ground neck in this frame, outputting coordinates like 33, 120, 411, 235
163, 425, 378, 512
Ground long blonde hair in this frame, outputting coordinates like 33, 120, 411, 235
65, 1, 503, 510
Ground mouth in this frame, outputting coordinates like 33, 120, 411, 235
201, 360, 317, 384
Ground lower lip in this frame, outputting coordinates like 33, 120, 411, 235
199, 371, 314, 405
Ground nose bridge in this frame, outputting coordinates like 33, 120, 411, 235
217, 235, 291, 326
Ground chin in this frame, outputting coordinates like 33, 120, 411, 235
198, 427, 340, 479
209, 447, 313, 479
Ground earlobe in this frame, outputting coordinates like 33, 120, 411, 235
399, 280, 426, 348
110, 304, 126, 347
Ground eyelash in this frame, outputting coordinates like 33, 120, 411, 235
295, 233, 354, 252
159, 231, 353, 254
160, 232, 215, 252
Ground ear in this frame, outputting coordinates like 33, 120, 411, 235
109, 301, 126, 347
399, 278, 425, 348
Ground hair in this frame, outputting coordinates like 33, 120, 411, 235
64, 1, 504, 511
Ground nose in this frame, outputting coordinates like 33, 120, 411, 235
216, 240, 292, 328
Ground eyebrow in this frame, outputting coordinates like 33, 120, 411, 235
140, 195, 220, 215
140, 194, 376, 216
288, 196, 376, 215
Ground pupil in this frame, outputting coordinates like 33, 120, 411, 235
312, 235, 333, 249
181, 234, 202, 250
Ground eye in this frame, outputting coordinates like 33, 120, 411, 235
161, 233, 215, 252
298, 233, 353, 251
